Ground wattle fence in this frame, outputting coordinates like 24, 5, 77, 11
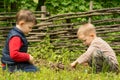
0, 7, 120, 54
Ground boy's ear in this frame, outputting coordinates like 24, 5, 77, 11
90, 33, 95, 37
18, 21, 25, 26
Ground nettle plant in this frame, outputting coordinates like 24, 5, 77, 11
28, 35, 54, 59
28, 35, 81, 64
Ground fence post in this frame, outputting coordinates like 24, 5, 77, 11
39, 6, 47, 29
88, 1, 93, 23
41, 6, 46, 20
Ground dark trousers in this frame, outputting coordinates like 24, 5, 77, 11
2, 62, 38, 72
88, 50, 119, 73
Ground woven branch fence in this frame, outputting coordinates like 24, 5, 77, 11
0, 7, 120, 54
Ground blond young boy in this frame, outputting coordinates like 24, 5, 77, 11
1, 10, 38, 72
70, 23, 119, 73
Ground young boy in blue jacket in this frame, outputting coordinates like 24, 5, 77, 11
1, 10, 38, 72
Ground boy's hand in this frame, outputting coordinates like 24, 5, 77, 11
70, 61, 78, 68
29, 55, 34, 64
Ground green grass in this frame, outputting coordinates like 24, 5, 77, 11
0, 65, 120, 80
0, 39, 120, 80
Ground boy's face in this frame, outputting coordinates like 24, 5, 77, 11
19, 21, 34, 35
78, 34, 94, 46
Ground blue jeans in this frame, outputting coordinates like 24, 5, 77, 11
2, 62, 38, 72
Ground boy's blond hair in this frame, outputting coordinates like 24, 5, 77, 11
16, 10, 37, 24
77, 23, 96, 37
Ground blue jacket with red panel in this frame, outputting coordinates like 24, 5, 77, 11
1, 26, 28, 64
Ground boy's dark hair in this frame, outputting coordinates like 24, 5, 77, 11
16, 10, 37, 24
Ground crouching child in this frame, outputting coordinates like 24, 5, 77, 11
70, 23, 119, 73
1, 10, 38, 72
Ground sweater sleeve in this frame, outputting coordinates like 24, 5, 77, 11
76, 46, 96, 64
9, 36, 30, 62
